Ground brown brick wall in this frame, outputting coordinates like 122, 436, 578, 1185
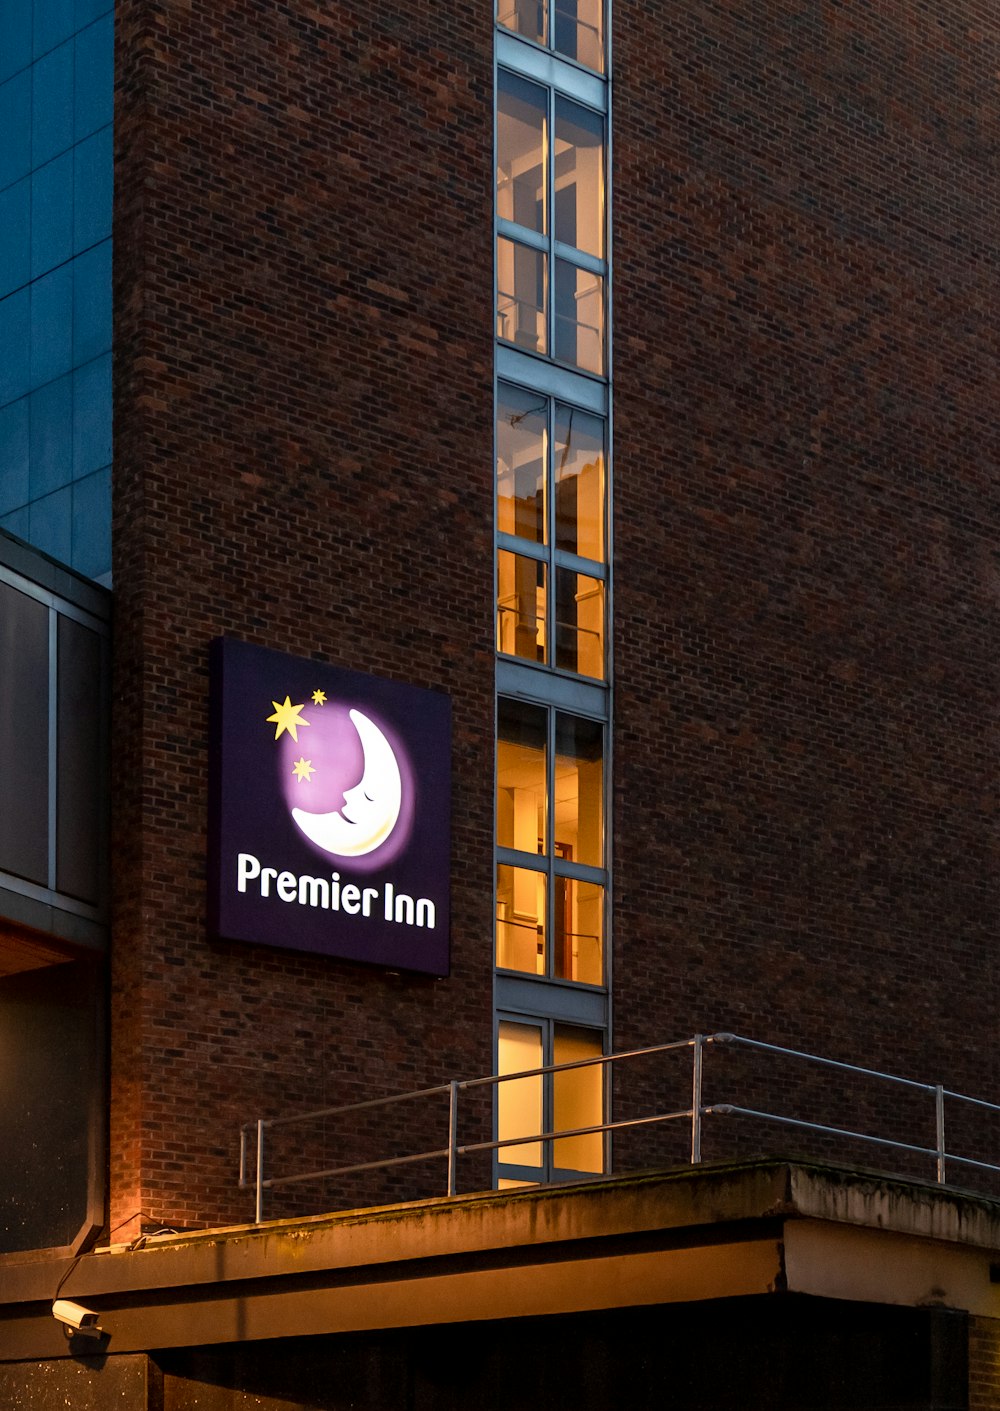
611, 0, 1000, 1170
111, 0, 495, 1233
970, 1317, 1000, 1411
109, 0, 999, 1234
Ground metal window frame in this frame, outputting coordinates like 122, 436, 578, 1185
494, 0, 613, 1191
495, 49, 608, 378
493, 1010, 610, 1186
0, 554, 110, 943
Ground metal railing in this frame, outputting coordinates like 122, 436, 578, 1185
238, 1032, 1000, 1224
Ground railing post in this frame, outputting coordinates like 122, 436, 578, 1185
935, 1085, 946, 1185
691, 1034, 704, 1165
255, 1118, 265, 1224
447, 1080, 459, 1197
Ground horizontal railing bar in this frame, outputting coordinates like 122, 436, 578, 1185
714, 1034, 938, 1094
247, 1083, 455, 1133
459, 1038, 698, 1092
932, 1150, 1000, 1177
458, 1109, 694, 1158
942, 1091, 1000, 1118
265, 1147, 452, 1190
709, 1105, 943, 1161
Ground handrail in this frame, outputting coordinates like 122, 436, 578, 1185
238, 1032, 1000, 1223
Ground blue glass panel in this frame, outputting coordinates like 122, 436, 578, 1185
0, 178, 30, 298
0, 71, 32, 190
28, 484, 72, 564
0, 288, 30, 404
72, 354, 111, 477
71, 464, 110, 579
31, 42, 74, 167
29, 374, 73, 499
72, 239, 111, 364
0, 396, 30, 515
33, 0, 74, 59
0, 0, 32, 84
0, 506, 30, 539
31, 150, 74, 279
75, 0, 111, 28
74, 15, 112, 141
30, 264, 73, 387
73, 126, 112, 250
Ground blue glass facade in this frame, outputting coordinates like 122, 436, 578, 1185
0, 0, 112, 583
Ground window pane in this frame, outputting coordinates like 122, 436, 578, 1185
497, 383, 547, 544
497, 863, 546, 974
554, 566, 604, 679
553, 1025, 604, 1171
554, 876, 603, 984
497, 70, 548, 234
554, 97, 604, 259
554, 403, 605, 561
497, 236, 547, 355
554, 713, 602, 867
497, 0, 546, 48
553, 0, 604, 72
497, 698, 547, 855
497, 549, 547, 664
554, 260, 604, 374
498, 1020, 544, 1167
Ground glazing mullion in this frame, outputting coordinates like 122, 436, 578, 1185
545, 704, 556, 980
545, 82, 556, 387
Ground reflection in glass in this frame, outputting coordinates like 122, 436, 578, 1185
496, 384, 547, 544
496, 863, 546, 974
554, 566, 604, 679
497, 71, 548, 234
497, 0, 604, 74
554, 260, 604, 374
497, 549, 546, 664
497, 237, 547, 354
554, 0, 604, 71
497, 698, 547, 855
554, 712, 603, 867
553, 1025, 604, 1170
554, 402, 605, 560
553, 876, 603, 985
497, 0, 546, 48
498, 1020, 543, 1167
554, 97, 604, 258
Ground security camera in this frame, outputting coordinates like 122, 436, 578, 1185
52, 1299, 103, 1337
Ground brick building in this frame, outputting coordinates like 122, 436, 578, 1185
0, 0, 997, 1405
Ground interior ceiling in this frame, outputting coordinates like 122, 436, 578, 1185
0, 924, 77, 979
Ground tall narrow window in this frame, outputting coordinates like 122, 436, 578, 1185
496, 698, 605, 986
497, 1018, 605, 1184
496, 383, 606, 680
496, 71, 606, 375
495, 0, 609, 1193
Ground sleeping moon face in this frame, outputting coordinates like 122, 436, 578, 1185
290, 709, 403, 859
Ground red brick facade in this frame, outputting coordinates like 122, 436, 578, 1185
611, 0, 999, 1153
107, 0, 997, 1234
111, 0, 496, 1233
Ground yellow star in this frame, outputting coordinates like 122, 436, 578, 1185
292, 757, 315, 783
266, 696, 311, 742
311, 689, 327, 705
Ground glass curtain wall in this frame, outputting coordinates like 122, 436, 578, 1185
494, 0, 610, 1187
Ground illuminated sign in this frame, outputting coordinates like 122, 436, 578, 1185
209, 639, 451, 975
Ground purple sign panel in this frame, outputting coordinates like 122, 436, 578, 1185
209, 639, 451, 975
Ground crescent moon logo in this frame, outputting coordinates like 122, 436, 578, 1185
290, 709, 403, 859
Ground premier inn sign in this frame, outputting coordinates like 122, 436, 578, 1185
209, 639, 451, 975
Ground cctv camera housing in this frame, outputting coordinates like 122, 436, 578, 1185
51, 1299, 101, 1333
